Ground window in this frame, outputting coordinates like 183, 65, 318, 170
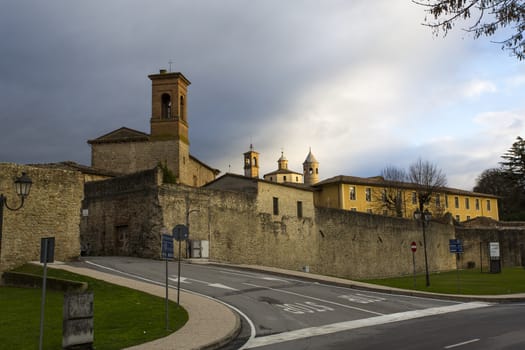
349, 186, 356, 200
382, 189, 387, 203
466, 216, 471, 220
351, 207, 357, 211
475, 199, 480, 210
445, 195, 449, 208
273, 197, 279, 215
161, 93, 171, 119
283, 176, 287, 182
412, 192, 417, 205
487, 200, 491, 211
253, 157, 257, 166
365, 188, 371, 202
456, 215, 460, 221
436, 194, 441, 208
366, 208, 373, 214
180, 95, 185, 121
296, 176, 299, 182
454, 196, 459, 208
297, 201, 303, 218
465, 198, 470, 210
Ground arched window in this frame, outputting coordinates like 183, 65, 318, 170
161, 94, 171, 119
309, 168, 313, 175
253, 157, 257, 166
180, 95, 185, 121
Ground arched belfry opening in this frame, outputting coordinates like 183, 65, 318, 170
161, 93, 171, 119
180, 95, 186, 121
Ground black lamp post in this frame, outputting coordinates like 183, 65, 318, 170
0, 172, 33, 254
414, 208, 432, 287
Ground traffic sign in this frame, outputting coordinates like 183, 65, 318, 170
411, 241, 417, 253
161, 234, 174, 260
172, 224, 189, 241
449, 239, 463, 253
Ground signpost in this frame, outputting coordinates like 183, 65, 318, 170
161, 234, 174, 331
449, 239, 463, 293
489, 242, 501, 273
411, 241, 417, 289
172, 224, 189, 305
39, 237, 55, 350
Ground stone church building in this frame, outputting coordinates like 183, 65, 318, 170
88, 70, 219, 187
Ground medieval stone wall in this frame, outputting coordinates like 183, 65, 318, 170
0, 163, 83, 271
81, 168, 162, 258
315, 207, 456, 279
90, 140, 180, 177
456, 227, 525, 270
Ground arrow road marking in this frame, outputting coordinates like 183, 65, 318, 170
170, 275, 239, 291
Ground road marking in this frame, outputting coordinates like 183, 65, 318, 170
244, 302, 491, 349
276, 302, 334, 314
168, 277, 190, 283
339, 293, 386, 304
243, 282, 384, 316
170, 275, 239, 291
444, 338, 481, 349
218, 269, 289, 282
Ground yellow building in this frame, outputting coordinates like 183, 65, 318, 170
313, 175, 499, 221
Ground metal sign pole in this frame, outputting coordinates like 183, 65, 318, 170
38, 241, 48, 350
412, 251, 416, 289
165, 259, 169, 331
456, 253, 461, 293
177, 239, 182, 305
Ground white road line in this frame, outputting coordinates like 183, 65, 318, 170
244, 302, 491, 349
243, 282, 384, 316
444, 338, 481, 349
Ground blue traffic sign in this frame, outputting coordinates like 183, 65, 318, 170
172, 224, 189, 242
161, 234, 174, 259
449, 239, 463, 253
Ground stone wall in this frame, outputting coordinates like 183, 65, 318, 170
456, 226, 525, 270
80, 168, 163, 258
0, 163, 83, 271
90, 140, 215, 187
315, 207, 457, 279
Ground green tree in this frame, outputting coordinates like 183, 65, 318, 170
414, 0, 525, 60
500, 136, 525, 189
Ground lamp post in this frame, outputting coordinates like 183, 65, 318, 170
414, 208, 432, 287
0, 172, 33, 255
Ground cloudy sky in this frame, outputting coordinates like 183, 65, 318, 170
1, 1, 523, 190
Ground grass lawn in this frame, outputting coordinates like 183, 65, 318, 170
362, 267, 525, 295
0, 264, 188, 350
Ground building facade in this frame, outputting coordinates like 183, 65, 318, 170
88, 70, 219, 187
313, 175, 500, 222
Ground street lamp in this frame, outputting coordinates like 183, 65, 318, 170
414, 208, 432, 287
0, 172, 33, 254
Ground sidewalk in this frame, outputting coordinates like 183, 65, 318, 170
51, 263, 240, 350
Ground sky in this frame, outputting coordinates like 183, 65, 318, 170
0, 1, 523, 191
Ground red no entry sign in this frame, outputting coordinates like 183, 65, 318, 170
411, 241, 417, 252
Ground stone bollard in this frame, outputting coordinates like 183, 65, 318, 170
63, 292, 94, 350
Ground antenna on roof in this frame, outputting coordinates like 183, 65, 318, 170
168, 60, 174, 72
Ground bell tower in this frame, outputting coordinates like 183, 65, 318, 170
149, 70, 190, 143
243, 144, 259, 178
303, 148, 319, 185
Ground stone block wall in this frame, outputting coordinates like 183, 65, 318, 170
0, 163, 83, 271
81, 168, 163, 258
456, 227, 525, 270
315, 207, 456, 279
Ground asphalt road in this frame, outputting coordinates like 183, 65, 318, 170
76, 257, 525, 349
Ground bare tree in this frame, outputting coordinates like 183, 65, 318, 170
414, 0, 525, 60
408, 158, 447, 212
377, 166, 408, 217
